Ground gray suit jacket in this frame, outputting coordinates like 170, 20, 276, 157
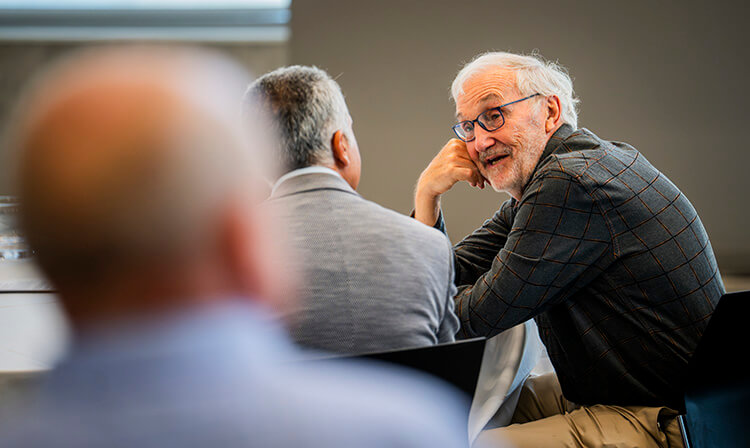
268, 171, 459, 354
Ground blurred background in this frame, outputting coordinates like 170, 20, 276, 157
0, 0, 748, 385
2, 0, 748, 273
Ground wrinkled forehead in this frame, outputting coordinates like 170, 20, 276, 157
454, 69, 518, 120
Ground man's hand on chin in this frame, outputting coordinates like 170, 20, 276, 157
414, 138, 486, 226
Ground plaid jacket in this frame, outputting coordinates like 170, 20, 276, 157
442, 124, 725, 410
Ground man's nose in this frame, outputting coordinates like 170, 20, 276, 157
473, 125, 494, 153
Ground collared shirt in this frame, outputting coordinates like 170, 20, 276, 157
442, 124, 725, 411
0, 302, 472, 447
271, 166, 341, 196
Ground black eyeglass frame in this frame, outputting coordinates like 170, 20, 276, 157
452, 93, 541, 142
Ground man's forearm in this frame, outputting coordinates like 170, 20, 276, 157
414, 189, 441, 227
413, 138, 484, 227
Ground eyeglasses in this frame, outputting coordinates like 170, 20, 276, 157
452, 93, 540, 142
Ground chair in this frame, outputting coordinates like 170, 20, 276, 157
681, 289, 750, 448
329, 338, 488, 444
339, 324, 540, 444
348, 337, 487, 398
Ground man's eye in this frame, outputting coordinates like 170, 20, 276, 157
460, 121, 474, 133
484, 110, 502, 122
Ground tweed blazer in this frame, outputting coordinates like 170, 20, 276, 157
268, 171, 459, 355
444, 124, 724, 411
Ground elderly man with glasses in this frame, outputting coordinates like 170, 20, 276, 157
413, 51, 725, 447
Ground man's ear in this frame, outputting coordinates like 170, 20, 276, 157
331, 130, 350, 167
544, 95, 563, 133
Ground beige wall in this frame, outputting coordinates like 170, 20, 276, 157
0, 1, 747, 273
290, 0, 750, 274
0, 41, 287, 191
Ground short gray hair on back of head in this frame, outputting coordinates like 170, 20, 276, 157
451, 51, 580, 129
246, 65, 350, 174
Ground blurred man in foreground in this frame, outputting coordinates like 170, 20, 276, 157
413, 51, 724, 447
248, 66, 459, 354
0, 47, 471, 447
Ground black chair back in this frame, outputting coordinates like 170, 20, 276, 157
345, 337, 487, 398
683, 290, 750, 448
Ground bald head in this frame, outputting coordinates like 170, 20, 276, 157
9, 46, 283, 324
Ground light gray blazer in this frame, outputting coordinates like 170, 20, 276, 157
268, 171, 459, 355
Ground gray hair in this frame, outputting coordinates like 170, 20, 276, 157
246, 65, 350, 174
451, 51, 579, 129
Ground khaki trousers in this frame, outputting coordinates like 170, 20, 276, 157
475, 374, 684, 448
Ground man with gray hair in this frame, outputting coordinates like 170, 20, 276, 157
248, 65, 459, 354
414, 51, 724, 447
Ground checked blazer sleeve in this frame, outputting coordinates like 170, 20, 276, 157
454, 166, 614, 339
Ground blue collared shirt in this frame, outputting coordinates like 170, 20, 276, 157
0, 301, 472, 447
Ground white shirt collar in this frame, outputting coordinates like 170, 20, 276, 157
271, 166, 341, 196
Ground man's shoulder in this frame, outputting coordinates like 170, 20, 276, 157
537, 128, 644, 184
370, 198, 444, 228
275, 358, 470, 446
365, 199, 454, 253
0, 352, 470, 448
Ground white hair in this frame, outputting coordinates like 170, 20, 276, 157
451, 51, 579, 129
